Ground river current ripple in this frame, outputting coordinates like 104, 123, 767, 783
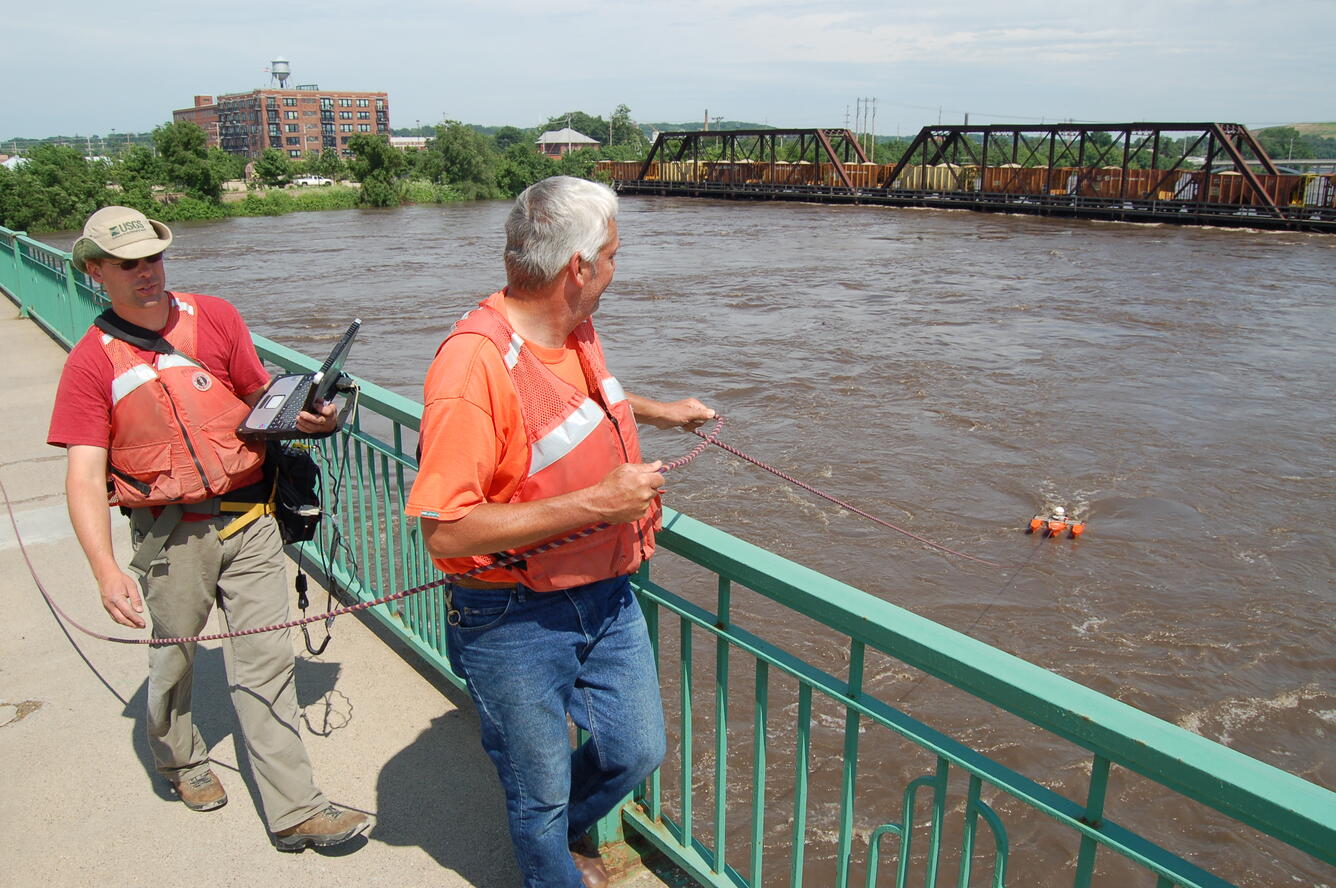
49, 198, 1334, 885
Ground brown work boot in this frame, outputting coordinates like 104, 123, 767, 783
172, 769, 227, 812
569, 835, 609, 888
273, 804, 370, 852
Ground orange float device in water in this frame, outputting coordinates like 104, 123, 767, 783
1026, 507, 1085, 539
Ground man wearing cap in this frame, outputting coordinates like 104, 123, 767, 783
48, 206, 369, 851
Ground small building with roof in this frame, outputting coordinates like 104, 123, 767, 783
536, 127, 600, 158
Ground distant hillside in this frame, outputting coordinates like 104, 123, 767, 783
1288, 122, 1336, 140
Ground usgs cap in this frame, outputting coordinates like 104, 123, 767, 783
73, 206, 173, 262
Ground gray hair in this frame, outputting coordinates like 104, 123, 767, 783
504, 176, 618, 291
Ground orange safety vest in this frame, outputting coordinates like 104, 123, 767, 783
101, 293, 265, 507
446, 298, 656, 591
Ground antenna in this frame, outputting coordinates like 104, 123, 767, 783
270, 58, 291, 88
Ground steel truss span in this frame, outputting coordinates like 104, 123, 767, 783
605, 124, 1336, 233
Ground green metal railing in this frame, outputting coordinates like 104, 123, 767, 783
4, 223, 1333, 888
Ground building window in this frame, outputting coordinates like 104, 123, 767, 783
340, 124, 353, 132
357, 98, 369, 107
283, 97, 297, 106
285, 124, 300, 132
320, 98, 333, 110
339, 98, 351, 107
376, 99, 385, 110
289, 150, 302, 157
357, 111, 370, 120
286, 137, 301, 145
285, 111, 299, 119
339, 111, 352, 119
358, 124, 370, 132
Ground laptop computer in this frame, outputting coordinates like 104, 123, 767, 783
238, 319, 361, 440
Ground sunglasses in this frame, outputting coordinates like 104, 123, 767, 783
114, 252, 165, 271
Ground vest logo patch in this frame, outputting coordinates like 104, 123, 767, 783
191, 372, 212, 392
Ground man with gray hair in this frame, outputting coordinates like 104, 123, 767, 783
407, 176, 714, 887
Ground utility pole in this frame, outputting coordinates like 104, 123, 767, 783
869, 97, 877, 158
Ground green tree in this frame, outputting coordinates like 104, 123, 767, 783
428, 121, 500, 198
495, 143, 559, 196
307, 149, 347, 181
493, 126, 528, 151
0, 144, 109, 232
153, 121, 223, 201
253, 148, 293, 187
111, 145, 162, 188
542, 111, 607, 145
1254, 126, 1313, 160
207, 147, 247, 184
609, 105, 646, 149
347, 134, 406, 207
555, 147, 600, 179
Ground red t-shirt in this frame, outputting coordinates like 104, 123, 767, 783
48, 292, 271, 450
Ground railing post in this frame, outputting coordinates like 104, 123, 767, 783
61, 249, 84, 343
6, 231, 29, 317
1073, 755, 1111, 888
835, 641, 865, 886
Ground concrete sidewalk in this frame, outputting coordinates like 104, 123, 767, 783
0, 306, 671, 888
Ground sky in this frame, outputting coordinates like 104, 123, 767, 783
5, 0, 1333, 142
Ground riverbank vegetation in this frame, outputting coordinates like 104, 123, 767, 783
4, 109, 1333, 233
0, 107, 651, 233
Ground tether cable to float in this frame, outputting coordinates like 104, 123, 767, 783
688, 426, 1002, 568
11, 413, 1018, 647
5, 418, 727, 647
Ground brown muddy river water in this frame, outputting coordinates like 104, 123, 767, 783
48, 198, 1334, 885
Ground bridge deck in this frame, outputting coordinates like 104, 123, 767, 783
0, 306, 671, 888
614, 179, 1336, 233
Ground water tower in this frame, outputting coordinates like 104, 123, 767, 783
270, 58, 291, 88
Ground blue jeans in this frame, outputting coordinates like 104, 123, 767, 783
445, 574, 666, 888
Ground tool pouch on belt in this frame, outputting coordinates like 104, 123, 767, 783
264, 441, 322, 544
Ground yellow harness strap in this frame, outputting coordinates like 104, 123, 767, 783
216, 497, 275, 541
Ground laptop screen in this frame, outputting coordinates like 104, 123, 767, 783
309, 318, 361, 408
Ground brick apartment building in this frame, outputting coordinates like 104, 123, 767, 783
173, 86, 390, 158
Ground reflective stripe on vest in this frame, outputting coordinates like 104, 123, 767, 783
529, 396, 606, 476
158, 353, 201, 371
439, 294, 654, 591
99, 292, 265, 507
503, 333, 523, 370
111, 364, 158, 404
601, 376, 626, 406
108, 349, 203, 405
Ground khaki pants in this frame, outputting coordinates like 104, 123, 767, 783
133, 511, 327, 831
